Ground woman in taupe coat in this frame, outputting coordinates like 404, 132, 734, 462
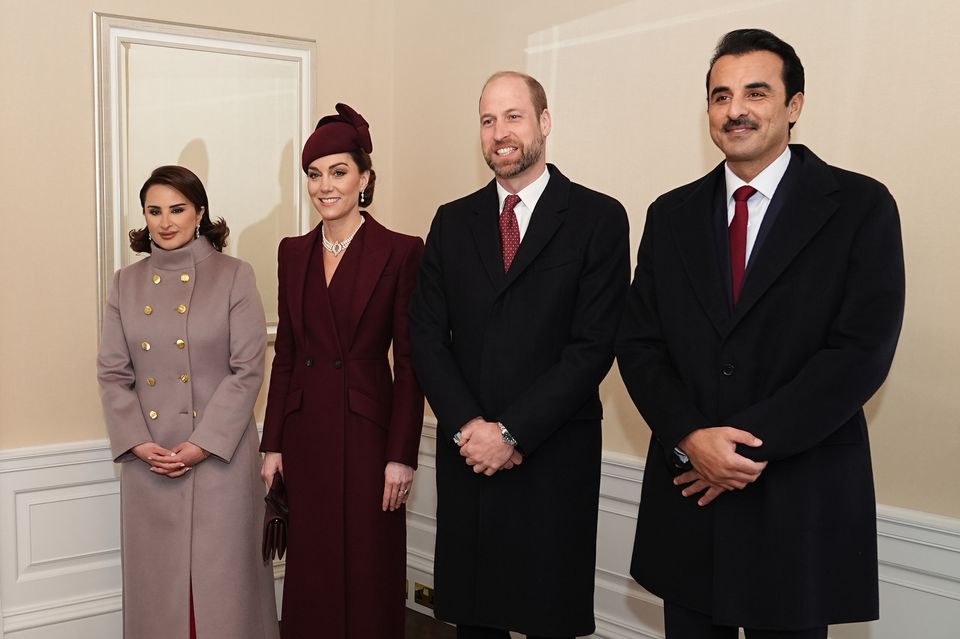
98, 166, 278, 639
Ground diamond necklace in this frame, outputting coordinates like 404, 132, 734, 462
321, 216, 365, 256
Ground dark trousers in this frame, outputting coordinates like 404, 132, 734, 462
664, 602, 827, 639
456, 624, 573, 639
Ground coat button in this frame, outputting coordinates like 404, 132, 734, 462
304, 357, 314, 367
146, 377, 157, 386
176, 339, 186, 349
141, 341, 151, 351
180, 273, 190, 283
193, 410, 197, 418
148, 410, 158, 420
143, 305, 153, 315
721, 364, 735, 376
152, 274, 161, 284
177, 304, 187, 314
333, 360, 343, 369
179, 373, 190, 383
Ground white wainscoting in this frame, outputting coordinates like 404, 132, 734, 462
1, 429, 958, 638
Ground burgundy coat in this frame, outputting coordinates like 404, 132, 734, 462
261, 213, 424, 638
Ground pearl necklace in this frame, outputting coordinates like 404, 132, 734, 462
321, 217, 365, 256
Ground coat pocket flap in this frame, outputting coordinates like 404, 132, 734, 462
348, 387, 390, 430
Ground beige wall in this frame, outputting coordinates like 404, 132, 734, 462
2, 0, 957, 518
390, 0, 960, 517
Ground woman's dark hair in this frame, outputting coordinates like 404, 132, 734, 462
706, 28, 805, 129
129, 165, 229, 253
349, 149, 377, 207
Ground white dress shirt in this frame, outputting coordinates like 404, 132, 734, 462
496, 166, 551, 241
724, 146, 791, 262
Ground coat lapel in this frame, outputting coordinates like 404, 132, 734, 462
287, 226, 320, 347
343, 214, 392, 349
669, 164, 731, 335
502, 165, 568, 288
468, 181, 507, 288
731, 146, 839, 326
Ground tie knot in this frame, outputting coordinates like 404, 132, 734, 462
503, 194, 521, 214
733, 185, 757, 203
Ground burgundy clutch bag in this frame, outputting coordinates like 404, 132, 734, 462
262, 473, 288, 562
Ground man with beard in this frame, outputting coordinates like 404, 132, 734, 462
616, 29, 904, 637
409, 71, 630, 638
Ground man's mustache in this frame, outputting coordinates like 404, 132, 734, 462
723, 117, 758, 132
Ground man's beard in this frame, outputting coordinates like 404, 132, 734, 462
485, 133, 545, 178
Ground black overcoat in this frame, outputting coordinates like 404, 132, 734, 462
410, 165, 630, 636
616, 145, 905, 629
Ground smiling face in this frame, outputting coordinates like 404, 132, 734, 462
306, 152, 369, 224
143, 184, 204, 250
707, 50, 803, 181
479, 74, 551, 191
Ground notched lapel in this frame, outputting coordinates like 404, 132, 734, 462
287, 228, 319, 345
732, 151, 840, 324
469, 183, 506, 288
669, 168, 730, 335
502, 174, 569, 287
344, 218, 392, 349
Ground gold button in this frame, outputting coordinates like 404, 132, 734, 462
152, 274, 161, 284
193, 410, 197, 418
148, 410, 158, 420
146, 377, 156, 386
143, 305, 153, 315
141, 341, 151, 351
180, 273, 190, 283
177, 304, 187, 314
176, 339, 186, 349
179, 373, 190, 383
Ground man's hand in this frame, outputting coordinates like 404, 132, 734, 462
457, 418, 516, 476
674, 469, 728, 506
679, 426, 767, 490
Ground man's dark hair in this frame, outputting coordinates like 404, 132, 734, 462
706, 28, 805, 119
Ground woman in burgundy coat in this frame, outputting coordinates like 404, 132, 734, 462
260, 104, 424, 638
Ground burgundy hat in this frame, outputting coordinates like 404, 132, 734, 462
300, 103, 372, 173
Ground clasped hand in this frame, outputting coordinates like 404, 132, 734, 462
132, 441, 210, 479
673, 426, 767, 506
457, 418, 523, 476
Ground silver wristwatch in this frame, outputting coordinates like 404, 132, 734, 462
497, 422, 518, 447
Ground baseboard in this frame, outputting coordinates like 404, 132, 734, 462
2, 430, 958, 638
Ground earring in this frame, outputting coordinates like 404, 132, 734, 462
148, 231, 153, 242
195, 225, 201, 239
360, 190, 365, 204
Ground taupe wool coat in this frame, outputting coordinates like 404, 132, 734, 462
98, 237, 279, 639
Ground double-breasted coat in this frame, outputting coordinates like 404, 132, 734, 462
616, 145, 905, 629
409, 165, 631, 637
98, 236, 279, 639
260, 213, 424, 638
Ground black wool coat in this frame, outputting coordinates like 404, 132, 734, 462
616, 145, 905, 630
410, 165, 630, 637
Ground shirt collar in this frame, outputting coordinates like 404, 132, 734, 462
496, 166, 551, 212
724, 146, 791, 202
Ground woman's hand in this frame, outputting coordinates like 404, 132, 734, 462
166, 442, 210, 478
262, 452, 284, 489
382, 462, 414, 512
132, 442, 185, 477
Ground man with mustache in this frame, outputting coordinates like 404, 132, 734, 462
616, 29, 904, 637
410, 71, 630, 638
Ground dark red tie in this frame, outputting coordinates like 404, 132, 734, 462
500, 194, 521, 272
729, 185, 757, 304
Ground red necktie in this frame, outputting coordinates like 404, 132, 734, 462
729, 185, 757, 304
500, 194, 521, 272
